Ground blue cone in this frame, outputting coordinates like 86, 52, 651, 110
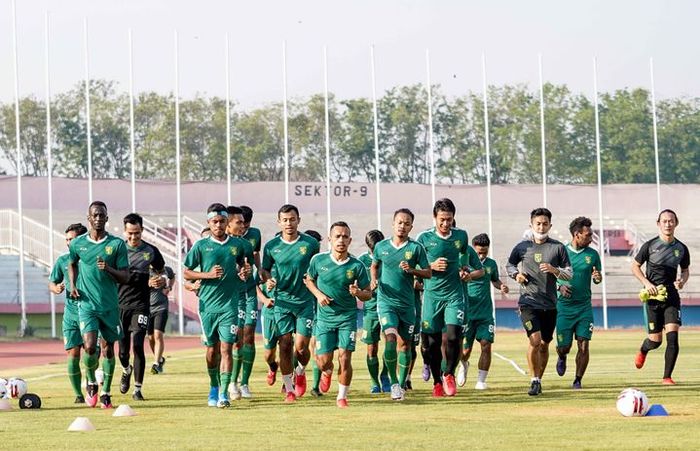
645, 404, 669, 416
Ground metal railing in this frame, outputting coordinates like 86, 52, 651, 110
0, 209, 64, 268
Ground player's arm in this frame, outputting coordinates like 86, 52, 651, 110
67, 243, 80, 298
631, 241, 657, 294
48, 263, 65, 294
304, 275, 332, 306
256, 284, 274, 307
349, 265, 372, 302
184, 267, 222, 281
506, 243, 527, 284
675, 246, 690, 290
370, 260, 380, 290
259, 243, 273, 283
412, 245, 432, 279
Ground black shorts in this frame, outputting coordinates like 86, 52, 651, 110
519, 307, 557, 343
148, 310, 169, 334
120, 308, 149, 334
645, 302, 681, 334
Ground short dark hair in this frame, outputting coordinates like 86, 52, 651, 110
123, 213, 143, 227
305, 229, 322, 242
433, 198, 456, 216
240, 205, 253, 223
530, 207, 552, 221
207, 203, 227, 214
329, 221, 351, 235
657, 209, 679, 224
227, 205, 243, 217
365, 230, 385, 251
393, 208, 415, 222
88, 200, 107, 212
65, 223, 88, 235
472, 233, 490, 247
569, 216, 592, 236
278, 204, 300, 218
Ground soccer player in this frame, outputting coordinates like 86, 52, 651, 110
306, 221, 372, 408
371, 208, 431, 401
260, 204, 320, 402
183, 203, 251, 408
117, 213, 166, 401
458, 233, 506, 390
554, 217, 602, 389
49, 223, 89, 403
358, 230, 391, 393
148, 265, 175, 374
68, 201, 130, 408
506, 207, 572, 396
259, 275, 280, 386
416, 198, 469, 397
632, 209, 690, 385
302, 229, 325, 398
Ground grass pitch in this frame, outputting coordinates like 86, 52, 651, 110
1, 329, 699, 450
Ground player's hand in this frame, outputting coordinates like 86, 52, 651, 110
70, 287, 80, 299
238, 258, 252, 281
149, 275, 165, 289
316, 294, 333, 306
399, 260, 411, 273
54, 282, 66, 294
500, 284, 509, 294
370, 279, 378, 291
539, 263, 557, 274
348, 280, 361, 297
266, 277, 277, 291
674, 279, 685, 290
262, 296, 275, 308
96, 256, 106, 271
559, 285, 572, 298
431, 257, 448, 272
209, 264, 224, 279
413, 279, 424, 291
459, 268, 471, 282
591, 266, 602, 284
515, 273, 528, 284
643, 280, 658, 296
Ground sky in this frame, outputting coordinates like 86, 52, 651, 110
0, 0, 697, 108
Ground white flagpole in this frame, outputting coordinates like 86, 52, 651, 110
12, 0, 27, 336
370, 45, 382, 231
45, 11, 56, 338
323, 46, 332, 233
649, 57, 661, 212
539, 54, 547, 207
11, 0, 27, 335
174, 30, 184, 336
128, 29, 136, 212
593, 57, 609, 330
282, 41, 290, 204
425, 49, 436, 206
83, 18, 93, 203
225, 33, 232, 206
482, 53, 496, 324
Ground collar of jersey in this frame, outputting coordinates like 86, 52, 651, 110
433, 227, 452, 240
329, 252, 350, 265
566, 244, 586, 254
208, 235, 230, 245
390, 239, 410, 250
86, 233, 109, 244
280, 235, 300, 245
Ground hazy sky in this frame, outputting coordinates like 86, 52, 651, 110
0, 0, 697, 108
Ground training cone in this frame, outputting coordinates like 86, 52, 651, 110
68, 417, 95, 432
645, 404, 669, 417
113, 404, 137, 417
0, 398, 12, 411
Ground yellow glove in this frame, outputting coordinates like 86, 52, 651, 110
639, 285, 667, 302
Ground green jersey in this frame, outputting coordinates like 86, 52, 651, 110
358, 252, 378, 313
242, 227, 262, 294
49, 253, 78, 310
236, 238, 255, 300
417, 227, 469, 303
557, 244, 601, 313
262, 233, 320, 309
68, 233, 129, 312
307, 252, 370, 327
463, 254, 495, 321
183, 235, 248, 314
373, 238, 429, 310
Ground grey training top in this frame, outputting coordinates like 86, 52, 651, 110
149, 265, 175, 313
506, 237, 572, 309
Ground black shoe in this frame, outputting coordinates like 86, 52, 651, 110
528, 380, 542, 396
150, 364, 160, 375
132, 390, 145, 401
310, 388, 323, 397
405, 380, 413, 391
158, 357, 166, 373
120, 366, 132, 394
99, 393, 113, 408
74, 395, 85, 404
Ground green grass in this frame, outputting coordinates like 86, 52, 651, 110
1, 330, 699, 450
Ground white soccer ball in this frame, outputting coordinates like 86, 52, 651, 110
95, 368, 105, 385
616, 388, 650, 417
0, 381, 7, 399
7, 378, 28, 399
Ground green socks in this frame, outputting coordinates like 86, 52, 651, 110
231, 347, 242, 384
207, 367, 220, 388
240, 344, 256, 386
312, 359, 321, 391
81, 351, 99, 383
398, 350, 411, 387
367, 356, 380, 387
220, 372, 232, 396
102, 357, 116, 393
67, 357, 82, 397
384, 341, 398, 385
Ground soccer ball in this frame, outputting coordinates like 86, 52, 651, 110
7, 378, 28, 399
0, 381, 7, 399
616, 388, 650, 417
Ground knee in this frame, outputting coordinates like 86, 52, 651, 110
666, 331, 679, 348
480, 341, 491, 353
446, 325, 460, 343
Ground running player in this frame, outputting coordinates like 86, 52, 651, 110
148, 265, 174, 374
49, 223, 89, 403
506, 207, 572, 396
632, 209, 690, 385
306, 221, 372, 408
371, 208, 431, 401
68, 201, 130, 408
457, 234, 505, 390
416, 198, 469, 397
554, 217, 602, 389
183, 203, 251, 408
260, 204, 320, 402
117, 213, 166, 401
358, 230, 390, 393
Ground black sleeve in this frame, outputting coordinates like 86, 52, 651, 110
558, 243, 571, 268
634, 240, 651, 265
151, 245, 166, 272
681, 244, 691, 270
506, 243, 524, 279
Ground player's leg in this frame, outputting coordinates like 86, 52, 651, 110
396, 328, 412, 390
261, 308, 279, 385
150, 310, 168, 374
378, 305, 403, 399
443, 300, 465, 378
458, 321, 475, 387
405, 327, 420, 390
217, 312, 237, 408
292, 305, 314, 397
230, 303, 246, 398
98, 308, 122, 408
79, 303, 102, 406
571, 313, 593, 388
131, 315, 148, 400
239, 300, 258, 398
200, 312, 221, 406
420, 332, 431, 382
274, 306, 297, 400
63, 309, 84, 402
635, 303, 664, 369
363, 314, 381, 393
422, 299, 446, 390
475, 339, 492, 389
117, 309, 134, 395
535, 310, 555, 379
662, 306, 681, 383
336, 328, 356, 407
555, 310, 574, 377
315, 325, 338, 395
